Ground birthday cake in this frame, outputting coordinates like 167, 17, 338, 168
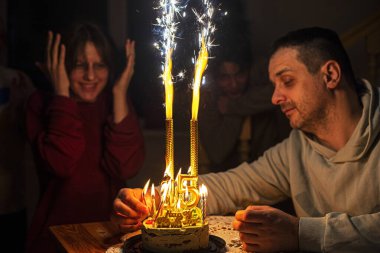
141, 179, 209, 252
142, 215, 209, 252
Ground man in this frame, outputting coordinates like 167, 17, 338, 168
112, 27, 380, 252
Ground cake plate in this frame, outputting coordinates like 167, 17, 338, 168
123, 234, 226, 253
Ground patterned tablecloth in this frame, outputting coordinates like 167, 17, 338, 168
106, 215, 245, 253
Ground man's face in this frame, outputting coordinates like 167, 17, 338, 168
70, 41, 109, 102
216, 62, 248, 98
269, 48, 329, 132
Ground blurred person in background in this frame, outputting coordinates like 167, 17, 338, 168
0, 17, 35, 253
199, 41, 291, 172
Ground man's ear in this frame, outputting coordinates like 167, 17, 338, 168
321, 60, 341, 89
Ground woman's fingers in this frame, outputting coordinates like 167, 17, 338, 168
44, 31, 70, 97
115, 188, 149, 218
58, 44, 66, 73
115, 39, 136, 91
126, 39, 135, 58
51, 33, 61, 72
126, 40, 135, 74
46, 31, 53, 71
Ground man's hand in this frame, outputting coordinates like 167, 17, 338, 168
232, 205, 299, 253
111, 188, 149, 233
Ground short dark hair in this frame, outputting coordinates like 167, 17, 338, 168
269, 27, 357, 87
65, 23, 115, 80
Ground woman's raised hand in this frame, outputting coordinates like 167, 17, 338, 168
46, 31, 70, 97
113, 39, 135, 95
112, 39, 135, 123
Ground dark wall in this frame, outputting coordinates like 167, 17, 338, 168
127, 1, 164, 127
241, 0, 380, 82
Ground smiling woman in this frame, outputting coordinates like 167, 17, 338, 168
25, 23, 145, 253
69, 41, 109, 102
65, 24, 114, 103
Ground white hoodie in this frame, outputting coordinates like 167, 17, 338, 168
199, 79, 380, 252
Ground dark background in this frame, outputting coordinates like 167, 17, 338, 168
3, 0, 380, 129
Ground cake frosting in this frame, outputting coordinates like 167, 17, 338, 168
142, 207, 209, 252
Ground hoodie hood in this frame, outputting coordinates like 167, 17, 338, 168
303, 79, 380, 163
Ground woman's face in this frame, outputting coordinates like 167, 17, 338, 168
69, 41, 109, 102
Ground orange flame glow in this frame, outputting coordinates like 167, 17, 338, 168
164, 49, 174, 119
191, 39, 208, 120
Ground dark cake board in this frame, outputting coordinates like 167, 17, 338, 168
123, 234, 226, 253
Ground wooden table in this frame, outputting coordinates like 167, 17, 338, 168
50, 216, 244, 253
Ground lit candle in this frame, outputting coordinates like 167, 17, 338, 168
142, 179, 151, 206
200, 184, 208, 223
169, 178, 176, 207
154, 182, 170, 224
175, 168, 182, 204
151, 183, 156, 215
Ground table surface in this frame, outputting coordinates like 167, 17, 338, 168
50, 216, 245, 253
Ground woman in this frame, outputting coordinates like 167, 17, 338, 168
26, 23, 145, 253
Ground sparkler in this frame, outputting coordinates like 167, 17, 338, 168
148, 0, 216, 228
155, 0, 187, 179
190, 0, 215, 177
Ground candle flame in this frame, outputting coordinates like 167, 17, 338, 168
161, 182, 169, 200
151, 183, 155, 197
163, 163, 173, 179
200, 184, 208, 197
143, 179, 151, 195
175, 168, 182, 182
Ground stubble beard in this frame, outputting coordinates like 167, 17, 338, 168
293, 98, 330, 135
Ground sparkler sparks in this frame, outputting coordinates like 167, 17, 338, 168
191, 0, 216, 120
150, 0, 217, 227
190, 0, 216, 177
154, 0, 187, 178
154, 0, 187, 89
